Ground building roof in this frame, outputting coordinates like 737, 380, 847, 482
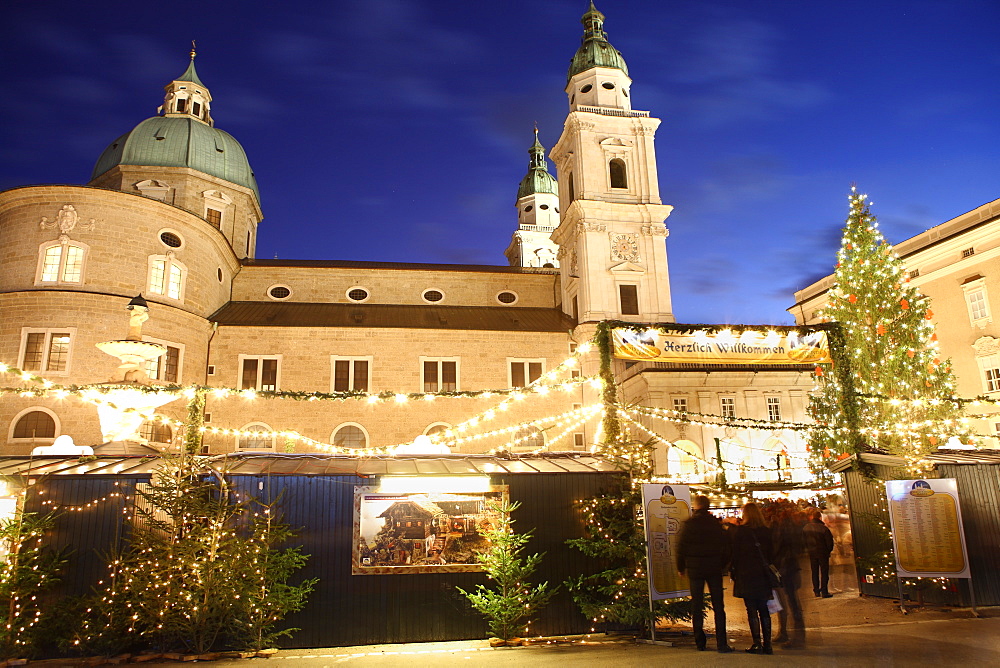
209, 301, 576, 332
567, 2, 629, 82
91, 116, 259, 201
240, 258, 558, 273
828, 448, 1000, 473
175, 56, 205, 87
0, 453, 622, 477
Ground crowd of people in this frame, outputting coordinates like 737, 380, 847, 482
676, 496, 836, 654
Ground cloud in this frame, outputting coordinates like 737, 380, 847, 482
665, 19, 830, 127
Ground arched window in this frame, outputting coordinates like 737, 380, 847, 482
333, 424, 368, 449
140, 421, 172, 445
237, 423, 275, 450
513, 426, 544, 450
38, 239, 87, 284
148, 253, 187, 300
567, 172, 575, 201
609, 159, 628, 189
11, 410, 57, 440
424, 423, 450, 437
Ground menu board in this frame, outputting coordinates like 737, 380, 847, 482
641, 484, 691, 600
885, 479, 971, 578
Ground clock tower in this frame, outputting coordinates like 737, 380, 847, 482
550, 3, 674, 324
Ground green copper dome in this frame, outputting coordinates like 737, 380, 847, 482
567, 2, 629, 82
91, 117, 259, 201
517, 130, 558, 199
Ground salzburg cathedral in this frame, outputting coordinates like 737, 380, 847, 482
1, 3, 997, 479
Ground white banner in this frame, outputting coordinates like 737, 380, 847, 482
642, 484, 691, 600
885, 478, 971, 579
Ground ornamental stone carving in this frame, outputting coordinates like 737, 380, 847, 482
609, 232, 640, 262
972, 336, 999, 357
40, 204, 95, 235
577, 222, 607, 233
640, 223, 668, 237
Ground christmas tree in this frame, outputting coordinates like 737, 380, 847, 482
808, 187, 971, 474
457, 500, 555, 642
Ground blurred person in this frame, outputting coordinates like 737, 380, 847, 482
729, 502, 775, 654
803, 509, 835, 597
677, 495, 734, 653
771, 503, 807, 649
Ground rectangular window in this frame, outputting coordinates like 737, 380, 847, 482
150, 258, 184, 299
619, 285, 639, 315
574, 433, 586, 450
766, 396, 782, 421
672, 397, 688, 413
572, 296, 579, 322
509, 359, 544, 388
240, 356, 280, 391
331, 357, 371, 392
206, 208, 222, 228
422, 358, 458, 392
721, 396, 736, 419
145, 344, 181, 383
41, 246, 63, 282
982, 354, 1000, 393
968, 288, 989, 322
19, 329, 73, 374
176, 98, 187, 113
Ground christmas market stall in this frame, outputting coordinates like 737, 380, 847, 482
0, 451, 622, 648
830, 449, 1000, 608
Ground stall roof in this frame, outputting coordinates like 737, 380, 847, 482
0, 452, 621, 477
828, 448, 1000, 473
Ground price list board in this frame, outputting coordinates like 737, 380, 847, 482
885, 479, 971, 579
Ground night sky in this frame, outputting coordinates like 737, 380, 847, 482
2, 0, 998, 325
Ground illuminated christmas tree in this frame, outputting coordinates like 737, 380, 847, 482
808, 187, 971, 474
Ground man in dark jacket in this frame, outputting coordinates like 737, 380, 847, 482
677, 495, 733, 653
803, 509, 835, 598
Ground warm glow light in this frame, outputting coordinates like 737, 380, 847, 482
377, 475, 491, 494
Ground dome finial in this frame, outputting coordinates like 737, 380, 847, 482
567, 2, 628, 81
190, 40, 197, 61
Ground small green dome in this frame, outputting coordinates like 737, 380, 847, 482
91, 116, 259, 201
567, 2, 629, 82
517, 130, 558, 199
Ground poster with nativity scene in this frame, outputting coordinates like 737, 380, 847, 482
352, 486, 507, 574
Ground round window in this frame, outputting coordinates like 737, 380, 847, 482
555, 207, 560, 213
622, 88, 629, 97
497, 291, 517, 304
539, 204, 549, 210
268, 285, 291, 300
347, 288, 369, 302
217, 268, 223, 283
602, 82, 615, 90
160, 231, 182, 248
524, 205, 533, 212
581, 84, 593, 93
423, 289, 444, 303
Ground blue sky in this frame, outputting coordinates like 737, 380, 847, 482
2, 0, 998, 325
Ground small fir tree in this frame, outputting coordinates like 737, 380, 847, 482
457, 500, 555, 641
808, 187, 971, 474
0, 509, 66, 659
76, 455, 314, 655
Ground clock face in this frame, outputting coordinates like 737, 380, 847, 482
610, 233, 639, 262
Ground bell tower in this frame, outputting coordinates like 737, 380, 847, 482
550, 2, 674, 324
505, 129, 560, 269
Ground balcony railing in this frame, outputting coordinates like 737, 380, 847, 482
576, 105, 650, 118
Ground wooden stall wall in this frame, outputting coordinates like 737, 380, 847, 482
842, 462, 1000, 606
228, 471, 621, 648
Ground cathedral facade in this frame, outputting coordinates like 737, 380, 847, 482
1, 6, 816, 483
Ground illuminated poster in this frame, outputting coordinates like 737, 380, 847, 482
642, 483, 691, 600
352, 486, 507, 575
885, 479, 971, 578
613, 327, 830, 365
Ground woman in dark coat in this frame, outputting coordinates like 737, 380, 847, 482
730, 502, 774, 654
